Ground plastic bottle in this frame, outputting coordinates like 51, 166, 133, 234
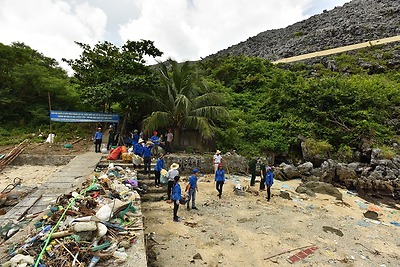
88, 256, 100, 267
113, 251, 128, 261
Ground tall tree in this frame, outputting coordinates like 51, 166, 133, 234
63, 40, 163, 129
0, 42, 76, 126
142, 59, 228, 144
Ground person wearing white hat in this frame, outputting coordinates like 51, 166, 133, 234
212, 150, 222, 171
134, 138, 145, 156
167, 163, 180, 202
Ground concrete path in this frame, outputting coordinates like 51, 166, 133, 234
0, 151, 101, 224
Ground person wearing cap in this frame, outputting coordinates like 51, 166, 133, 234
215, 163, 225, 199
132, 129, 139, 146
154, 154, 165, 188
107, 125, 116, 150
213, 150, 222, 172
265, 166, 274, 201
171, 175, 182, 222
94, 127, 103, 153
150, 131, 160, 156
167, 163, 180, 202
187, 168, 200, 210
142, 141, 152, 175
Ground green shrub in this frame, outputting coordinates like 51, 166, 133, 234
378, 145, 396, 159
336, 144, 354, 162
304, 138, 332, 156
293, 32, 304, 38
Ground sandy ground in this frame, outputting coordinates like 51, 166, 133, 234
142, 175, 400, 267
1, 139, 400, 266
0, 165, 62, 192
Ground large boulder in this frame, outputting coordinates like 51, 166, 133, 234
336, 163, 358, 187
280, 163, 301, 179
296, 181, 343, 200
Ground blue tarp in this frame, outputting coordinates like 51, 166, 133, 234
50, 110, 119, 123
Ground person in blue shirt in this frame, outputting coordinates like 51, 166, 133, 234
132, 129, 139, 145
187, 168, 200, 210
215, 163, 225, 199
265, 166, 274, 202
94, 127, 103, 153
134, 139, 144, 156
142, 141, 152, 175
150, 131, 160, 156
171, 175, 181, 222
154, 154, 165, 188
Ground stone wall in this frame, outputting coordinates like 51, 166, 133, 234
11, 155, 74, 166
163, 153, 247, 175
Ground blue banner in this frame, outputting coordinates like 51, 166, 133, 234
50, 110, 120, 123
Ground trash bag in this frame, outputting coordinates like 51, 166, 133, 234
107, 146, 122, 160
132, 154, 142, 165
160, 174, 168, 184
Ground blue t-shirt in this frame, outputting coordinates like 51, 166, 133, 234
215, 169, 225, 182
150, 135, 160, 145
132, 133, 139, 145
134, 143, 143, 155
188, 174, 198, 189
154, 158, 165, 171
142, 146, 152, 157
266, 171, 274, 186
94, 131, 102, 140
172, 183, 181, 201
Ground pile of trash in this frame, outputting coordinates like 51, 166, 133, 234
1, 164, 144, 267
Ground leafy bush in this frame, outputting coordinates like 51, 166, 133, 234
303, 138, 332, 157
336, 144, 354, 163
378, 145, 396, 159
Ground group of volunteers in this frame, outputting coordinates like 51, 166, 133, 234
94, 126, 174, 155
94, 125, 275, 222
247, 157, 275, 201
154, 149, 275, 223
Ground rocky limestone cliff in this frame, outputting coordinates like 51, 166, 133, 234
208, 0, 400, 61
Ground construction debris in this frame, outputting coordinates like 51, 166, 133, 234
0, 140, 29, 172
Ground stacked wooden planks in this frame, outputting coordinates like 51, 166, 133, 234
0, 139, 29, 172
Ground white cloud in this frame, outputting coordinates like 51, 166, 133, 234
0, 0, 352, 71
0, 0, 107, 72
119, 0, 314, 62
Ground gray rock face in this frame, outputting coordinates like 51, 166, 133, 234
277, 154, 400, 199
296, 181, 343, 200
207, 0, 400, 62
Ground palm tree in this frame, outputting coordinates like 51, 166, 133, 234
142, 59, 228, 146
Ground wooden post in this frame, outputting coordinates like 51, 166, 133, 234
48, 92, 53, 143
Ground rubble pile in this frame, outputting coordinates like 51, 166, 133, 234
1, 164, 145, 267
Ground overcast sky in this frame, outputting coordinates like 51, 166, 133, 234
0, 0, 351, 72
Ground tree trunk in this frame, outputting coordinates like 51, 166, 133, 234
118, 112, 128, 145
173, 128, 180, 150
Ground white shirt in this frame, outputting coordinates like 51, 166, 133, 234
213, 154, 222, 164
166, 132, 173, 142
168, 169, 179, 181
